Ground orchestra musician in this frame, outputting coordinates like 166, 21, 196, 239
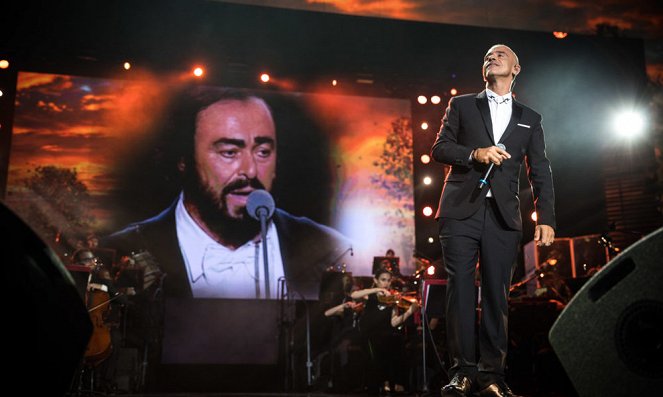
72, 248, 124, 392
351, 268, 420, 395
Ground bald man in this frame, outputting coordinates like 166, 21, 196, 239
431, 44, 555, 397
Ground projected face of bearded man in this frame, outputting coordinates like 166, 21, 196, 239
180, 97, 277, 249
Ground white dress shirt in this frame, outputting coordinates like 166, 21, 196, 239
175, 193, 285, 299
485, 88, 513, 197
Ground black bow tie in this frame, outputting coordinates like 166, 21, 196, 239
489, 95, 510, 105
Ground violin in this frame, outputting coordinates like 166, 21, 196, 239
377, 289, 420, 309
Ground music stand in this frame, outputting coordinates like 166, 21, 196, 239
372, 256, 400, 275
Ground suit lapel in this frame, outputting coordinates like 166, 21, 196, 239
476, 91, 495, 144
498, 101, 523, 144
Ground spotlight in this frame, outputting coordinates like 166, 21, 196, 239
531, 211, 537, 222
431, 95, 441, 104
332, 79, 338, 86
450, 88, 458, 96
427, 237, 435, 244
423, 176, 432, 185
421, 122, 429, 130
0, 90, 3, 97
0, 60, 9, 69
420, 154, 431, 164
613, 109, 646, 138
417, 95, 427, 105
427, 265, 435, 276
422, 206, 433, 217
193, 67, 204, 77
123, 62, 131, 70
553, 31, 568, 39
260, 73, 270, 83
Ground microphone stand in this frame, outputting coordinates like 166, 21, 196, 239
257, 207, 270, 298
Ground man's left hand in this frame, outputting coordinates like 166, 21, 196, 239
534, 225, 555, 246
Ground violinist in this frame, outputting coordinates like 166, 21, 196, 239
351, 268, 419, 395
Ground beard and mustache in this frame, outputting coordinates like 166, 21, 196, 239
182, 168, 268, 247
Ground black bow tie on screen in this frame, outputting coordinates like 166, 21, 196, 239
489, 95, 510, 105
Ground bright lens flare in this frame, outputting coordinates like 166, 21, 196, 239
613, 110, 645, 138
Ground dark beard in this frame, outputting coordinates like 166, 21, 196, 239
182, 170, 266, 248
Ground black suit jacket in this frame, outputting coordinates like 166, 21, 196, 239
102, 200, 352, 299
431, 91, 555, 231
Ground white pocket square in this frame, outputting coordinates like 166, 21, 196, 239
517, 123, 530, 128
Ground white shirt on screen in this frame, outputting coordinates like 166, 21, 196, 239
175, 193, 285, 299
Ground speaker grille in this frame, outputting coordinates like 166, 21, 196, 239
615, 300, 663, 378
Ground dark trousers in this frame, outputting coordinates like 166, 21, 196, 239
439, 198, 521, 386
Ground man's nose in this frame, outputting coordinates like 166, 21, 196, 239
238, 153, 258, 179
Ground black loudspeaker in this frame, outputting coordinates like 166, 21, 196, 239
1, 202, 92, 395
549, 227, 663, 397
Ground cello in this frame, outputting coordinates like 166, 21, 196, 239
75, 250, 114, 366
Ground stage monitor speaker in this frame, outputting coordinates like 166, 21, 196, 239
1, 202, 92, 395
548, 227, 663, 397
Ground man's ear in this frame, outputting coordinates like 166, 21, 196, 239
513, 64, 521, 77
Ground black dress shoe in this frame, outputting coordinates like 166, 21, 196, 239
478, 382, 522, 397
441, 374, 474, 397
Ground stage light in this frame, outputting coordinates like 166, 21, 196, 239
260, 73, 270, 83
0, 90, 3, 97
427, 237, 435, 244
0, 60, 9, 69
423, 176, 432, 185
553, 31, 568, 39
427, 265, 435, 276
423, 206, 433, 217
123, 62, 131, 70
332, 79, 337, 86
431, 95, 441, 105
193, 67, 204, 77
417, 95, 427, 104
421, 122, 429, 130
450, 88, 458, 96
420, 154, 431, 164
531, 211, 537, 222
613, 109, 646, 138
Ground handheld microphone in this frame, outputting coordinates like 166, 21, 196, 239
477, 143, 506, 190
246, 190, 275, 221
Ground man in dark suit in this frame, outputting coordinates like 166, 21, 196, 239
102, 88, 351, 300
432, 44, 555, 397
